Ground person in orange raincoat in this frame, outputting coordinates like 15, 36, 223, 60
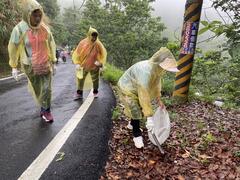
72, 27, 107, 99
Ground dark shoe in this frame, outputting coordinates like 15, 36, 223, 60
74, 92, 83, 100
41, 111, 54, 122
93, 93, 98, 98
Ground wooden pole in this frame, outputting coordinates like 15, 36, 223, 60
173, 0, 204, 101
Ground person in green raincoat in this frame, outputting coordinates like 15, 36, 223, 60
118, 47, 179, 148
72, 27, 107, 99
8, 0, 57, 122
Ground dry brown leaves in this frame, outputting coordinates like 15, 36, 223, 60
101, 90, 240, 179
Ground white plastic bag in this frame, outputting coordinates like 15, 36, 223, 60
148, 108, 170, 145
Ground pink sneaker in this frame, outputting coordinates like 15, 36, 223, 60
41, 111, 54, 122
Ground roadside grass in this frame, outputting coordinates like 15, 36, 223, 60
102, 63, 123, 85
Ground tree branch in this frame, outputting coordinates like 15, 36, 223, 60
197, 35, 218, 44
174, 27, 181, 42
215, 8, 227, 24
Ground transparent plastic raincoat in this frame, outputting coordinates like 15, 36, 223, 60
8, 0, 56, 70
118, 47, 177, 119
72, 27, 107, 70
8, 0, 56, 109
72, 27, 107, 90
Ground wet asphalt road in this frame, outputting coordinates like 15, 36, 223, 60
0, 61, 115, 180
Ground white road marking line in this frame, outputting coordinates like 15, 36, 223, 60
18, 90, 94, 180
0, 73, 25, 81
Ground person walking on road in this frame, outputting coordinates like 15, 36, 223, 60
72, 27, 107, 100
8, 0, 57, 122
60, 50, 67, 63
117, 47, 179, 148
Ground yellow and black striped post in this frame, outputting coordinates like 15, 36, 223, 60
173, 0, 203, 100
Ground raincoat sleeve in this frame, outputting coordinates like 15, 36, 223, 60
72, 41, 82, 65
97, 42, 107, 65
72, 47, 79, 65
137, 85, 154, 117
8, 26, 21, 68
47, 32, 57, 63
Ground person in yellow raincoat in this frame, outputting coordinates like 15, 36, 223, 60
72, 27, 107, 99
118, 47, 179, 148
8, 0, 56, 122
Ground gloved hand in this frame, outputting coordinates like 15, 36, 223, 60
94, 61, 102, 67
99, 65, 105, 72
157, 97, 165, 110
12, 68, 19, 81
76, 64, 81, 70
146, 116, 154, 131
158, 100, 165, 110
